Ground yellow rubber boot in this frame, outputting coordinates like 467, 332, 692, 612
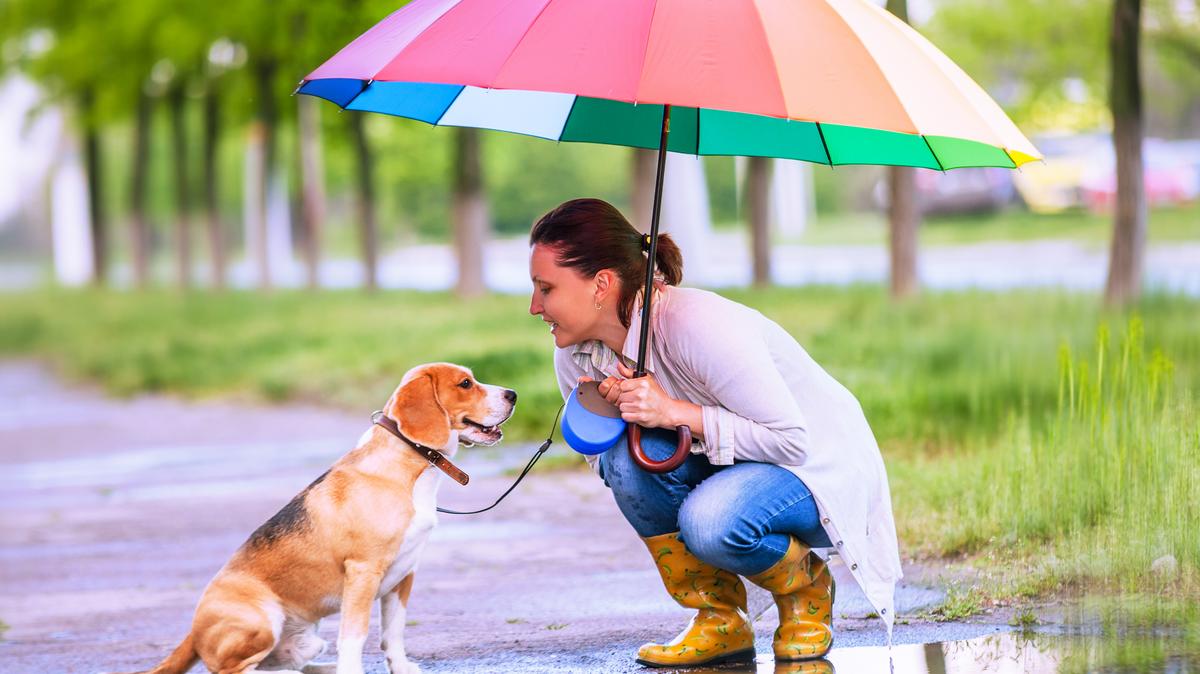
636, 532, 756, 668
747, 537, 836, 661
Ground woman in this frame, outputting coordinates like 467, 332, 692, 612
528, 198, 902, 668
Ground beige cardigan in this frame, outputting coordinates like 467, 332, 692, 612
553, 284, 903, 632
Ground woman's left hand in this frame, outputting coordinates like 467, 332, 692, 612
614, 360, 681, 429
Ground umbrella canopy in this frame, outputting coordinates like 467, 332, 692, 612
299, 0, 1041, 169
297, 0, 1043, 480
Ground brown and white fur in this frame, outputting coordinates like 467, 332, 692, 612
120, 363, 516, 674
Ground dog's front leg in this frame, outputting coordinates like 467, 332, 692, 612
336, 560, 385, 674
380, 573, 418, 674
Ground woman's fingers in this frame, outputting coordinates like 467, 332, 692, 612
599, 376, 622, 404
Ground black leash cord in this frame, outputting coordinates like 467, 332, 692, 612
437, 401, 565, 515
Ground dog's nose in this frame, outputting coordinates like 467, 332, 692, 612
504, 389, 517, 403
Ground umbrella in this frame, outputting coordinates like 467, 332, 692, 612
298, 0, 1041, 472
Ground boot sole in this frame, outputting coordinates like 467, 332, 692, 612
636, 647, 757, 669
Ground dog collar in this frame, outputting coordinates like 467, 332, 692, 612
371, 411, 470, 486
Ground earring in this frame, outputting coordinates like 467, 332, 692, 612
595, 302, 602, 310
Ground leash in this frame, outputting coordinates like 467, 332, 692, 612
371, 402, 566, 516
436, 401, 564, 515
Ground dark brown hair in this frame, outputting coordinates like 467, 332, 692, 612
529, 198, 683, 329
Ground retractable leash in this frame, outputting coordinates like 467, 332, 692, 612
369, 398, 566, 513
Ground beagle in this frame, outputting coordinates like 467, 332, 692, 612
121, 363, 516, 674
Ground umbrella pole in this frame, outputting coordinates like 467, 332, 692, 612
634, 104, 671, 377
626, 104, 690, 475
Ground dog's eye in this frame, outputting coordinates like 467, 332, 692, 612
458, 379, 472, 389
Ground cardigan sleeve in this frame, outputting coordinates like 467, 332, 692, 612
676, 309, 810, 466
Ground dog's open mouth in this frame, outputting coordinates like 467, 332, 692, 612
462, 417, 504, 445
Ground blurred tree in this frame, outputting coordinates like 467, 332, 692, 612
2, 0, 129, 286
631, 148, 656, 231
745, 156, 771, 287
926, 0, 1111, 129
349, 113, 379, 292
886, 0, 920, 300
1104, 0, 1146, 305
453, 127, 487, 298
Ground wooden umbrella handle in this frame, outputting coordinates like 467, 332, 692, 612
628, 422, 692, 473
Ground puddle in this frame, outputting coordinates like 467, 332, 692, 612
674, 633, 1199, 673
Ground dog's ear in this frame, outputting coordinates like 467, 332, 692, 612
390, 372, 451, 449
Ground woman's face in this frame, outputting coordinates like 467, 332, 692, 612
528, 243, 606, 349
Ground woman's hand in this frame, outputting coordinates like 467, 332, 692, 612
613, 360, 682, 428
578, 364, 705, 437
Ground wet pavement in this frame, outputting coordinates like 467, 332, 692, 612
1, 360, 1027, 673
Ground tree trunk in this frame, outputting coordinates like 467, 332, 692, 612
886, 0, 921, 300
630, 148, 657, 230
1104, 0, 1146, 306
202, 83, 225, 289
80, 89, 106, 286
252, 59, 278, 290
297, 95, 326, 291
453, 127, 488, 298
349, 113, 379, 292
168, 85, 192, 289
746, 156, 772, 287
888, 166, 920, 298
129, 87, 152, 289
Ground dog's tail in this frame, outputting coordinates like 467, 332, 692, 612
116, 632, 198, 674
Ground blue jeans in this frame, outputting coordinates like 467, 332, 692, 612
598, 426, 832, 577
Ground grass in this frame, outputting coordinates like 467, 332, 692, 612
924, 581, 986, 622
1, 285, 1198, 632
896, 320, 1199, 595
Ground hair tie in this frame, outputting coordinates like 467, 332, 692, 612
641, 233, 653, 253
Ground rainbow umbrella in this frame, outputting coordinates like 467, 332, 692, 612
298, 0, 1040, 471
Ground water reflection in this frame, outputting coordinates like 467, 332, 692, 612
678, 632, 1199, 673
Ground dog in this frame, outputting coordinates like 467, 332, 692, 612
121, 363, 516, 674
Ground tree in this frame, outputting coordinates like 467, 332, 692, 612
745, 156, 772, 287
349, 113, 379, 292
886, 0, 921, 300
1104, 0, 1146, 305
453, 127, 487, 298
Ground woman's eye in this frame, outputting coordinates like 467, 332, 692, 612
540, 286, 551, 294
459, 379, 472, 389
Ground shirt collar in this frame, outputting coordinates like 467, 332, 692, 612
571, 283, 667, 377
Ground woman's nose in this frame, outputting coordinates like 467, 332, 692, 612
529, 293, 541, 315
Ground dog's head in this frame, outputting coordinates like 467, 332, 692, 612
386, 363, 517, 449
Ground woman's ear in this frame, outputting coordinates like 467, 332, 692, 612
388, 373, 451, 449
594, 269, 617, 304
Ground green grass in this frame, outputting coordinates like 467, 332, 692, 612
1, 285, 1198, 626
897, 318, 1198, 598
774, 203, 1200, 247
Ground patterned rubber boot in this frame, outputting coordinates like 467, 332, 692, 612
635, 532, 756, 668
747, 536, 836, 661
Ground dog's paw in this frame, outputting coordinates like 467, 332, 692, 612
386, 656, 422, 674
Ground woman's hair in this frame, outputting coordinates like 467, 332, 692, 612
529, 198, 683, 329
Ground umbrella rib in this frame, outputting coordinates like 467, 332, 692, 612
921, 134, 946, 172
747, 0, 789, 122
634, 0, 664, 103
491, 0, 558, 87
815, 122, 834, 167
339, 79, 372, 112
432, 85, 469, 126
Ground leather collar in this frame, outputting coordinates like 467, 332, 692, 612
371, 411, 470, 486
